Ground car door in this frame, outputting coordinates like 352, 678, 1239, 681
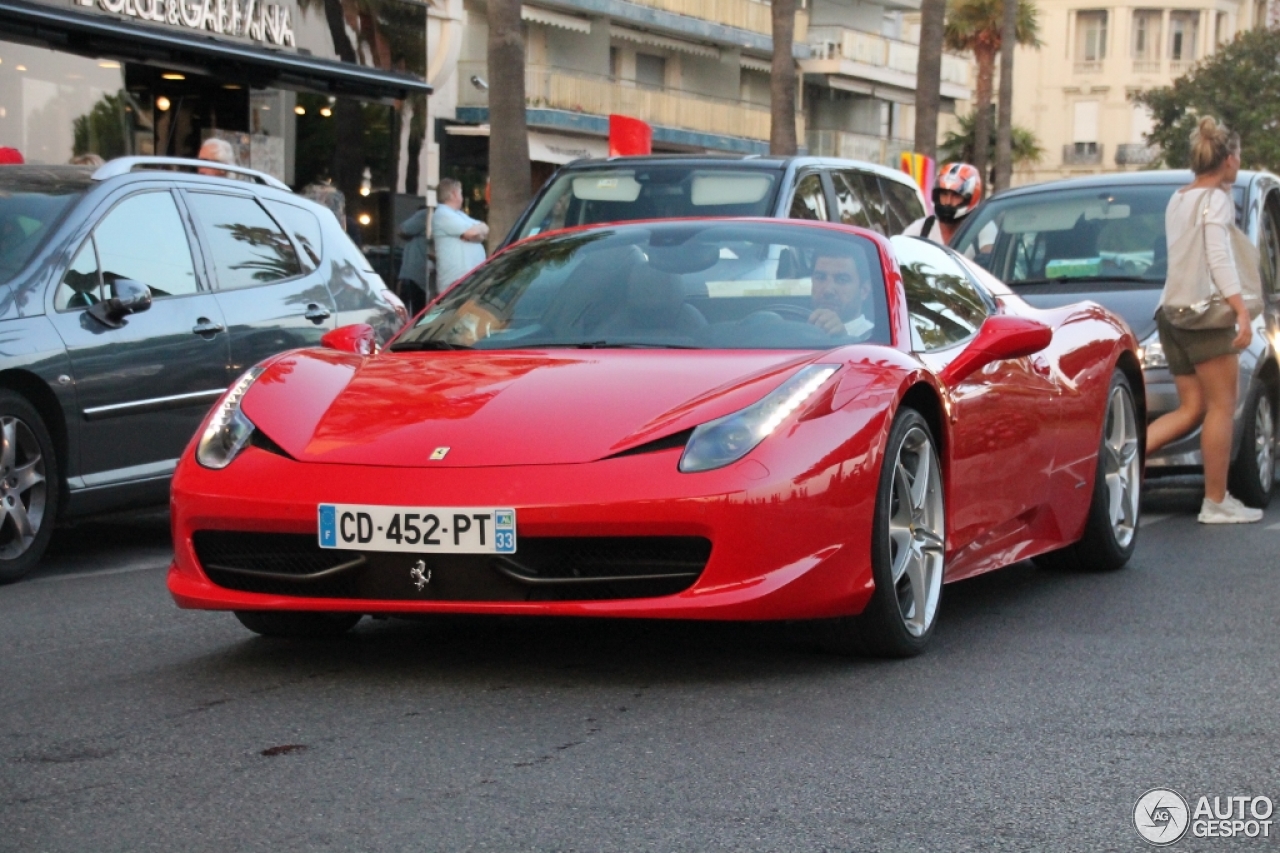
45, 189, 231, 487
182, 190, 337, 374
890, 236, 1058, 572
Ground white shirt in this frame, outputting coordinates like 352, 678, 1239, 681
431, 205, 487, 289
903, 215, 947, 244
1161, 186, 1241, 307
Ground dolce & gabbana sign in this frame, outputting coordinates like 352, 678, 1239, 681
74, 0, 296, 47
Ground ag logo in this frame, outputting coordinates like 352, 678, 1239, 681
1135, 788, 1190, 846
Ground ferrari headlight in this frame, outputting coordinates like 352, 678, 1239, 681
196, 368, 264, 469
679, 365, 839, 473
1139, 332, 1167, 370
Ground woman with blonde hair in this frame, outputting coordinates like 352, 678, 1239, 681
1147, 116, 1262, 523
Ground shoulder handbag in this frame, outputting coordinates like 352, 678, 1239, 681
1166, 188, 1264, 330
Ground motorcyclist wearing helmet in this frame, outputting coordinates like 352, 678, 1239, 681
904, 162, 983, 246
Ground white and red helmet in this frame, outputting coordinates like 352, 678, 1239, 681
932, 162, 983, 223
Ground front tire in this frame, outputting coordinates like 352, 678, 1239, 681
1036, 369, 1140, 572
0, 390, 58, 585
1228, 381, 1275, 509
234, 611, 362, 638
819, 409, 945, 658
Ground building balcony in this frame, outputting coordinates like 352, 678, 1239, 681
1131, 58, 1161, 74
803, 26, 969, 101
458, 61, 800, 144
1072, 59, 1104, 74
1063, 143, 1104, 166
1116, 143, 1160, 166
624, 0, 807, 41
535, 0, 807, 46
807, 129, 912, 167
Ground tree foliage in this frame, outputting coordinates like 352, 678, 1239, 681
940, 110, 1045, 174
1133, 27, 1280, 171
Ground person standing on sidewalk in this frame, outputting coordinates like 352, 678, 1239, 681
432, 178, 488, 293
1146, 116, 1262, 524
396, 206, 430, 316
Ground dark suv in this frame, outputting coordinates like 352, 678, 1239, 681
501, 155, 927, 248
0, 157, 405, 581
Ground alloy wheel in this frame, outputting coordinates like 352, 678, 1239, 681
886, 426, 944, 638
1253, 394, 1275, 489
1103, 385, 1141, 549
0, 416, 48, 560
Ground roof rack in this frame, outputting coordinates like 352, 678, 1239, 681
91, 157, 292, 192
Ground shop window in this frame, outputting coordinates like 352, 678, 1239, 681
187, 192, 302, 290
55, 239, 102, 311
94, 192, 198, 298
263, 200, 324, 270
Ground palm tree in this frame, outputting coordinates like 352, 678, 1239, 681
487, 0, 532, 248
939, 110, 1044, 173
914, 0, 947, 160
943, 0, 1040, 182
993, 0, 1017, 191
770, 0, 798, 155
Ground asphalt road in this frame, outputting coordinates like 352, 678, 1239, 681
2, 482, 1277, 852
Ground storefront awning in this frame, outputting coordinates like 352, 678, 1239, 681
0, 0, 430, 101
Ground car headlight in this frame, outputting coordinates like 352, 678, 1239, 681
679, 365, 839, 473
196, 368, 265, 469
1139, 333, 1167, 370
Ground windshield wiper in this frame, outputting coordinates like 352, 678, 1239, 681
1013, 275, 1156, 286
388, 340, 473, 351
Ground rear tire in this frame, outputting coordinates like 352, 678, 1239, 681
1228, 381, 1275, 509
0, 390, 58, 585
234, 611, 362, 638
818, 409, 945, 658
1035, 369, 1140, 572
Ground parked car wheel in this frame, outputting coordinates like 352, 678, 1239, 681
0, 390, 57, 585
234, 610, 362, 638
1228, 381, 1276, 509
1036, 370, 1140, 573
818, 408, 945, 658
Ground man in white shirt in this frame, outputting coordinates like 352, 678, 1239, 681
431, 178, 489, 290
808, 251, 874, 340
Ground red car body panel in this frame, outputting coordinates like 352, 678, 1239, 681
168, 220, 1141, 622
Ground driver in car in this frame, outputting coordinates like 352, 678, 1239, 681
808, 251, 874, 339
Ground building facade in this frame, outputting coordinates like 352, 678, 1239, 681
427, 0, 970, 223
1011, 0, 1258, 185
0, 0, 430, 247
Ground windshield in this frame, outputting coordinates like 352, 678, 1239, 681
953, 183, 1246, 287
0, 190, 81, 283
513, 165, 783, 242
395, 221, 889, 351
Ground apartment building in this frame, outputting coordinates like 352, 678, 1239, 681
1011, 0, 1258, 185
426, 0, 970, 214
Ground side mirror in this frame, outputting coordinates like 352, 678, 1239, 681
940, 315, 1052, 385
321, 323, 377, 355
87, 279, 152, 329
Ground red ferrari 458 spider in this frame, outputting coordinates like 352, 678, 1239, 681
169, 219, 1144, 657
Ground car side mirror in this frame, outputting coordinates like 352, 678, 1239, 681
321, 323, 377, 355
87, 279, 152, 329
940, 315, 1052, 385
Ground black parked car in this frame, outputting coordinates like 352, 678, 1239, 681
0, 157, 405, 581
500, 155, 928, 249
951, 169, 1280, 507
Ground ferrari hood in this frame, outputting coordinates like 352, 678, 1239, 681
241, 348, 828, 467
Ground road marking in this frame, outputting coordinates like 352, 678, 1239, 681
1267, 521, 1280, 531
1140, 513, 1172, 528
32, 561, 169, 583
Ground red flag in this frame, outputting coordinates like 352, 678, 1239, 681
609, 115, 652, 156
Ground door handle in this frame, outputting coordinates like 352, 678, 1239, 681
304, 303, 332, 323
192, 318, 225, 336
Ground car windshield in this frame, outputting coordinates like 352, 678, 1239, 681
953, 183, 1246, 287
0, 187, 82, 283
513, 165, 783, 242
394, 221, 889, 351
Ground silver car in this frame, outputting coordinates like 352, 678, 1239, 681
951, 170, 1278, 506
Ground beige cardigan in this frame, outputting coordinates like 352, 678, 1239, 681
1160, 186, 1242, 308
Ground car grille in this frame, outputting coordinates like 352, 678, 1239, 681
192, 530, 711, 602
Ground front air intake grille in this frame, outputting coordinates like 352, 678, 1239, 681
192, 531, 711, 602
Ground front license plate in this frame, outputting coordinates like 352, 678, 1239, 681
318, 504, 516, 554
